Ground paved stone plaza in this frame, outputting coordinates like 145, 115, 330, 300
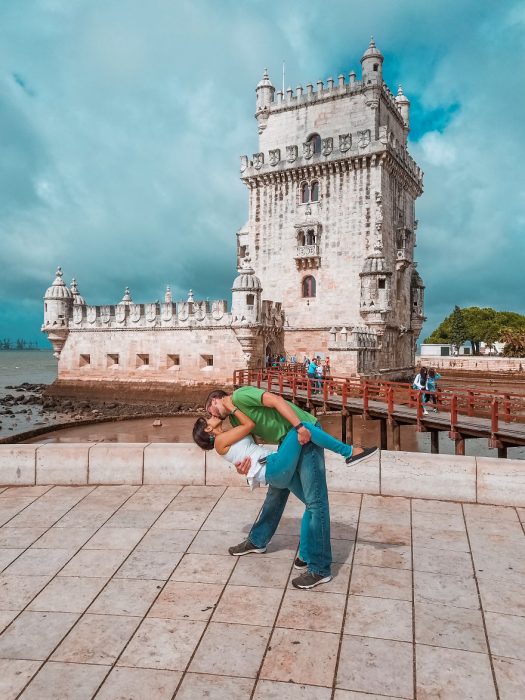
0, 483, 524, 699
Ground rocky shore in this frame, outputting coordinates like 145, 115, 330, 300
0, 382, 203, 440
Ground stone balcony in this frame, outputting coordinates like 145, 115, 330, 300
294, 244, 320, 270
396, 245, 412, 271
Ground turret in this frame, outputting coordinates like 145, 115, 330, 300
119, 287, 132, 305
70, 278, 86, 306
395, 85, 410, 132
42, 267, 73, 358
360, 37, 384, 85
231, 263, 262, 325
255, 69, 275, 134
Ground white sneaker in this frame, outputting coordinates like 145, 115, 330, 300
423, 409, 429, 415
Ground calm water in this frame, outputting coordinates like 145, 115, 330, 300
2, 352, 523, 457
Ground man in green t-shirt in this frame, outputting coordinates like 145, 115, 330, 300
206, 386, 332, 589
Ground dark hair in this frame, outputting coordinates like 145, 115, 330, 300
205, 389, 228, 412
192, 417, 215, 451
428, 368, 436, 378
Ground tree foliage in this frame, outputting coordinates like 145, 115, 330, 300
425, 306, 525, 355
500, 329, 525, 358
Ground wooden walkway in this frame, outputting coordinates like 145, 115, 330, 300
233, 369, 525, 456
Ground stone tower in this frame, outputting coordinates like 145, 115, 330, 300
238, 39, 425, 377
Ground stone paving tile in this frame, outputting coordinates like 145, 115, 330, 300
115, 549, 183, 580
0, 659, 41, 700
20, 661, 109, 700
415, 601, 487, 652
492, 655, 525, 700
176, 672, 254, 699
0, 610, 79, 660
254, 679, 332, 698
190, 621, 271, 678
119, 617, 206, 671
344, 595, 412, 642
349, 564, 412, 601
170, 552, 235, 584
1, 485, 524, 699
51, 613, 140, 665
261, 626, 339, 687
415, 644, 497, 699
87, 578, 163, 616
27, 576, 108, 614
148, 580, 223, 621
336, 635, 413, 698
96, 666, 182, 700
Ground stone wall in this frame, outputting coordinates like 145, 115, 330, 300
1, 444, 524, 507
418, 356, 525, 374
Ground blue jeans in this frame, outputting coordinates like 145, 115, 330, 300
248, 430, 334, 577
265, 424, 352, 489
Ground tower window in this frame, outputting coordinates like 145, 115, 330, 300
373, 63, 379, 72
246, 294, 255, 306
378, 279, 386, 289
201, 354, 214, 368
79, 354, 90, 367
302, 276, 316, 298
107, 353, 119, 367
297, 229, 305, 246
136, 353, 149, 367
167, 354, 180, 367
310, 181, 319, 202
301, 182, 309, 203
306, 229, 316, 245
307, 133, 321, 154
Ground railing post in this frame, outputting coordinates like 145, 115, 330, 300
503, 394, 511, 423
257, 370, 262, 389
467, 391, 474, 417
450, 394, 458, 432
342, 381, 348, 410
387, 387, 394, 417
267, 372, 272, 393
278, 373, 284, 394
416, 390, 423, 431
491, 398, 499, 435
363, 382, 369, 419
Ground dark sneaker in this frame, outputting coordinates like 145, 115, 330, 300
345, 446, 378, 466
294, 556, 307, 571
292, 572, 332, 589
228, 539, 266, 556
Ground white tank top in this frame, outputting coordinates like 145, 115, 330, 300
223, 436, 270, 488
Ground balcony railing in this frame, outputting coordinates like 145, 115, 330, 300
296, 244, 319, 258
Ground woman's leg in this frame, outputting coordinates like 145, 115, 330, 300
307, 424, 353, 459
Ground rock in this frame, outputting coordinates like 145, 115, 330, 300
152, 419, 162, 427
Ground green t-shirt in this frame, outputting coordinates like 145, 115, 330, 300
231, 386, 316, 443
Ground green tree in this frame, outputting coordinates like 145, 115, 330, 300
500, 329, 525, 358
449, 305, 468, 353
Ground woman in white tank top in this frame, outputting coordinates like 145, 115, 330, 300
192, 397, 355, 491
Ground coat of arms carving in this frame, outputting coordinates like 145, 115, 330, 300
240, 155, 249, 173
286, 145, 298, 163
321, 137, 333, 156
86, 306, 97, 324
115, 305, 126, 323
303, 142, 314, 159
129, 304, 142, 323
253, 152, 264, 170
339, 134, 352, 153
269, 148, 281, 166
357, 129, 371, 148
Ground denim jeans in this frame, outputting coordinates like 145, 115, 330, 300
248, 431, 333, 577
265, 424, 352, 489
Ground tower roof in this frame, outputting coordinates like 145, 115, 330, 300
395, 84, 410, 105
361, 37, 384, 63
232, 267, 262, 292
256, 68, 274, 90
119, 287, 132, 305
44, 267, 73, 300
70, 278, 86, 305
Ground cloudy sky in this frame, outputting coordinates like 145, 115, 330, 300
1, 0, 524, 345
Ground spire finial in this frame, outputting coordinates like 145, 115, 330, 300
55, 266, 63, 278
397, 84, 404, 96
187, 289, 194, 303
370, 36, 375, 47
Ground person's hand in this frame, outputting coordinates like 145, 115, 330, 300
235, 457, 251, 475
297, 426, 311, 445
223, 395, 235, 413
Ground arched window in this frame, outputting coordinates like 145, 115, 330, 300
301, 182, 310, 203
307, 133, 321, 155
302, 275, 316, 298
297, 229, 305, 246
310, 181, 319, 202
306, 229, 316, 246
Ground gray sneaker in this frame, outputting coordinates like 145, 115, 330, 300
228, 539, 266, 556
294, 556, 307, 571
292, 571, 332, 589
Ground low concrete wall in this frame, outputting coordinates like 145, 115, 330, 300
0, 443, 524, 507
417, 355, 525, 374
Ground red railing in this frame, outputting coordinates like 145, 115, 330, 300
233, 368, 525, 437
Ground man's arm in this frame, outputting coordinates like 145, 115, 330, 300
261, 392, 311, 445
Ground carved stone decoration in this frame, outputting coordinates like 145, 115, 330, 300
286, 145, 298, 163
73, 306, 83, 325
378, 125, 388, 145
161, 303, 173, 322
86, 307, 97, 324
145, 303, 157, 322
269, 148, 281, 166
339, 133, 352, 152
321, 137, 333, 156
178, 302, 189, 322
129, 304, 142, 323
212, 300, 225, 321
357, 129, 371, 148
194, 302, 206, 321
253, 152, 264, 170
115, 305, 126, 323
240, 155, 249, 173
100, 306, 111, 324
303, 142, 314, 160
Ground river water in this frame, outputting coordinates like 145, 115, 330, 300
1, 351, 524, 458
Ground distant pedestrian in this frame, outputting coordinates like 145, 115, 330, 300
307, 357, 317, 391
315, 358, 324, 393
324, 356, 331, 378
425, 369, 441, 412
412, 367, 429, 415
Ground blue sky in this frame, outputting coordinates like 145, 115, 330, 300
0, 0, 524, 346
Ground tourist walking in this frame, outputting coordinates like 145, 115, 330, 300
425, 368, 441, 412
413, 367, 429, 415
204, 386, 376, 589
307, 357, 317, 391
